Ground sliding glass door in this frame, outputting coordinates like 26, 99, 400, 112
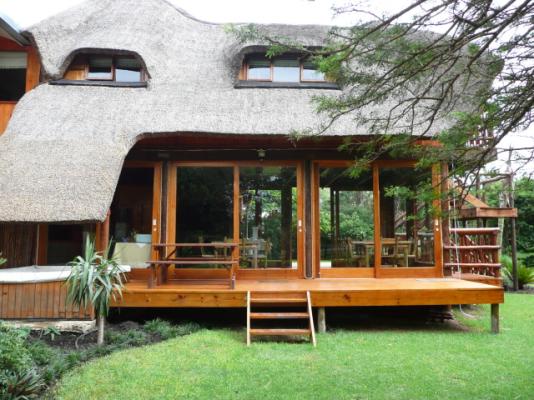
167, 162, 303, 278
314, 161, 442, 278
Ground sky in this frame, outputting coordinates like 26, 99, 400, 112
0, 0, 532, 174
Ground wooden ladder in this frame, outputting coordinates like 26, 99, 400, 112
246, 290, 316, 347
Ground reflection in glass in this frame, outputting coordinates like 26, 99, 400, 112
87, 56, 113, 80
302, 61, 325, 81
247, 58, 271, 80
115, 57, 142, 82
176, 167, 234, 257
272, 58, 300, 82
240, 166, 297, 269
379, 168, 435, 267
319, 168, 375, 268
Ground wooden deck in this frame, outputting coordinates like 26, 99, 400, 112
112, 278, 503, 308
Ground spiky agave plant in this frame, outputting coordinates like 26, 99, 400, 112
66, 240, 125, 346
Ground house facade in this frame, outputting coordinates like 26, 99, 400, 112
0, 0, 503, 337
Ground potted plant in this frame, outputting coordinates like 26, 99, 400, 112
66, 240, 125, 346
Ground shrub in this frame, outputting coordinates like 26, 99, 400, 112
0, 324, 33, 374
0, 252, 6, 267
0, 369, 45, 400
105, 328, 149, 347
144, 319, 201, 340
502, 255, 534, 289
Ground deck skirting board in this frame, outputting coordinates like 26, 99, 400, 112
112, 279, 503, 308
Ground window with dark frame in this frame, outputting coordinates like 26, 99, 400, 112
243, 55, 326, 83
0, 51, 27, 101
85, 55, 144, 82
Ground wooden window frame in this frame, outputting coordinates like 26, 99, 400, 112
85, 55, 146, 82
166, 161, 305, 280
243, 55, 326, 83
312, 160, 443, 279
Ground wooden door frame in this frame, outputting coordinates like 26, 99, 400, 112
122, 160, 163, 260
166, 160, 305, 280
312, 160, 443, 278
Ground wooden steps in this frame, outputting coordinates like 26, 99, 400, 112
250, 312, 309, 319
246, 291, 316, 347
250, 329, 311, 336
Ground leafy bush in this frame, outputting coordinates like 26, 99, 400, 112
0, 324, 33, 374
105, 328, 149, 347
143, 319, 201, 340
0, 369, 45, 400
0, 252, 6, 266
502, 255, 534, 289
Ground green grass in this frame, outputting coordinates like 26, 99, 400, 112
55, 294, 534, 400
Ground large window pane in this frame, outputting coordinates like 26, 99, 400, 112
176, 167, 233, 258
302, 61, 325, 81
247, 58, 271, 80
240, 166, 297, 269
319, 168, 374, 268
272, 58, 300, 82
115, 57, 142, 82
87, 56, 113, 80
110, 168, 154, 267
379, 167, 435, 267
0, 52, 27, 101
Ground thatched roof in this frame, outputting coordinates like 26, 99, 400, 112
0, 0, 489, 222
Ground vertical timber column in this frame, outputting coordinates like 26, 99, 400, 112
95, 211, 111, 254
304, 160, 313, 279
491, 304, 499, 334
317, 307, 326, 333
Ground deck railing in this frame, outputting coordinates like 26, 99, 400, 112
443, 228, 501, 279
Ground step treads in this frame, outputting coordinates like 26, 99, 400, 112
250, 312, 309, 319
249, 328, 311, 336
250, 298, 307, 304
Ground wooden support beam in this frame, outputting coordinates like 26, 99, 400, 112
35, 224, 48, 265
317, 307, 326, 333
95, 211, 111, 254
491, 303, 499, 334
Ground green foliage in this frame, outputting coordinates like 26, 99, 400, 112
40, 326, 61, 342
513, 178, 534, 252
501, 254, 534, 290
0, 252, 6, 267
0, 369, 45, 400
143, 318, 201, 340
105, 328, 149, 347
0, 323, 33, 374
66, 240, 125, 318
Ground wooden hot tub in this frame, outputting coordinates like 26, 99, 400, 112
0, 266, 94, 320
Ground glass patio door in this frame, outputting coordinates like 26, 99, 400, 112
168, 162, 304, 278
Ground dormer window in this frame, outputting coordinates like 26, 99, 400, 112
87, 55, 143, 82
55, 52, 148, 87
242, 55, 326, 83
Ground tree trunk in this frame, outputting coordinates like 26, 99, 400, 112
97, 315, 105, 346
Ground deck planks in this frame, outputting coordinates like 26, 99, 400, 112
113, 278, 504, 308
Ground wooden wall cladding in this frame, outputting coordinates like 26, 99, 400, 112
0, 224, 37, 267
0, 281, 94, 320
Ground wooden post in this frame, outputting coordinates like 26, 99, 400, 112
95, 211, 111, 254
491, 304, 499, 334
506, 156, 519, 291
280, 184, 292, 266
317, 307, 326, 333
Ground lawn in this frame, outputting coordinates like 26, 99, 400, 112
55, 294, 534, 400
